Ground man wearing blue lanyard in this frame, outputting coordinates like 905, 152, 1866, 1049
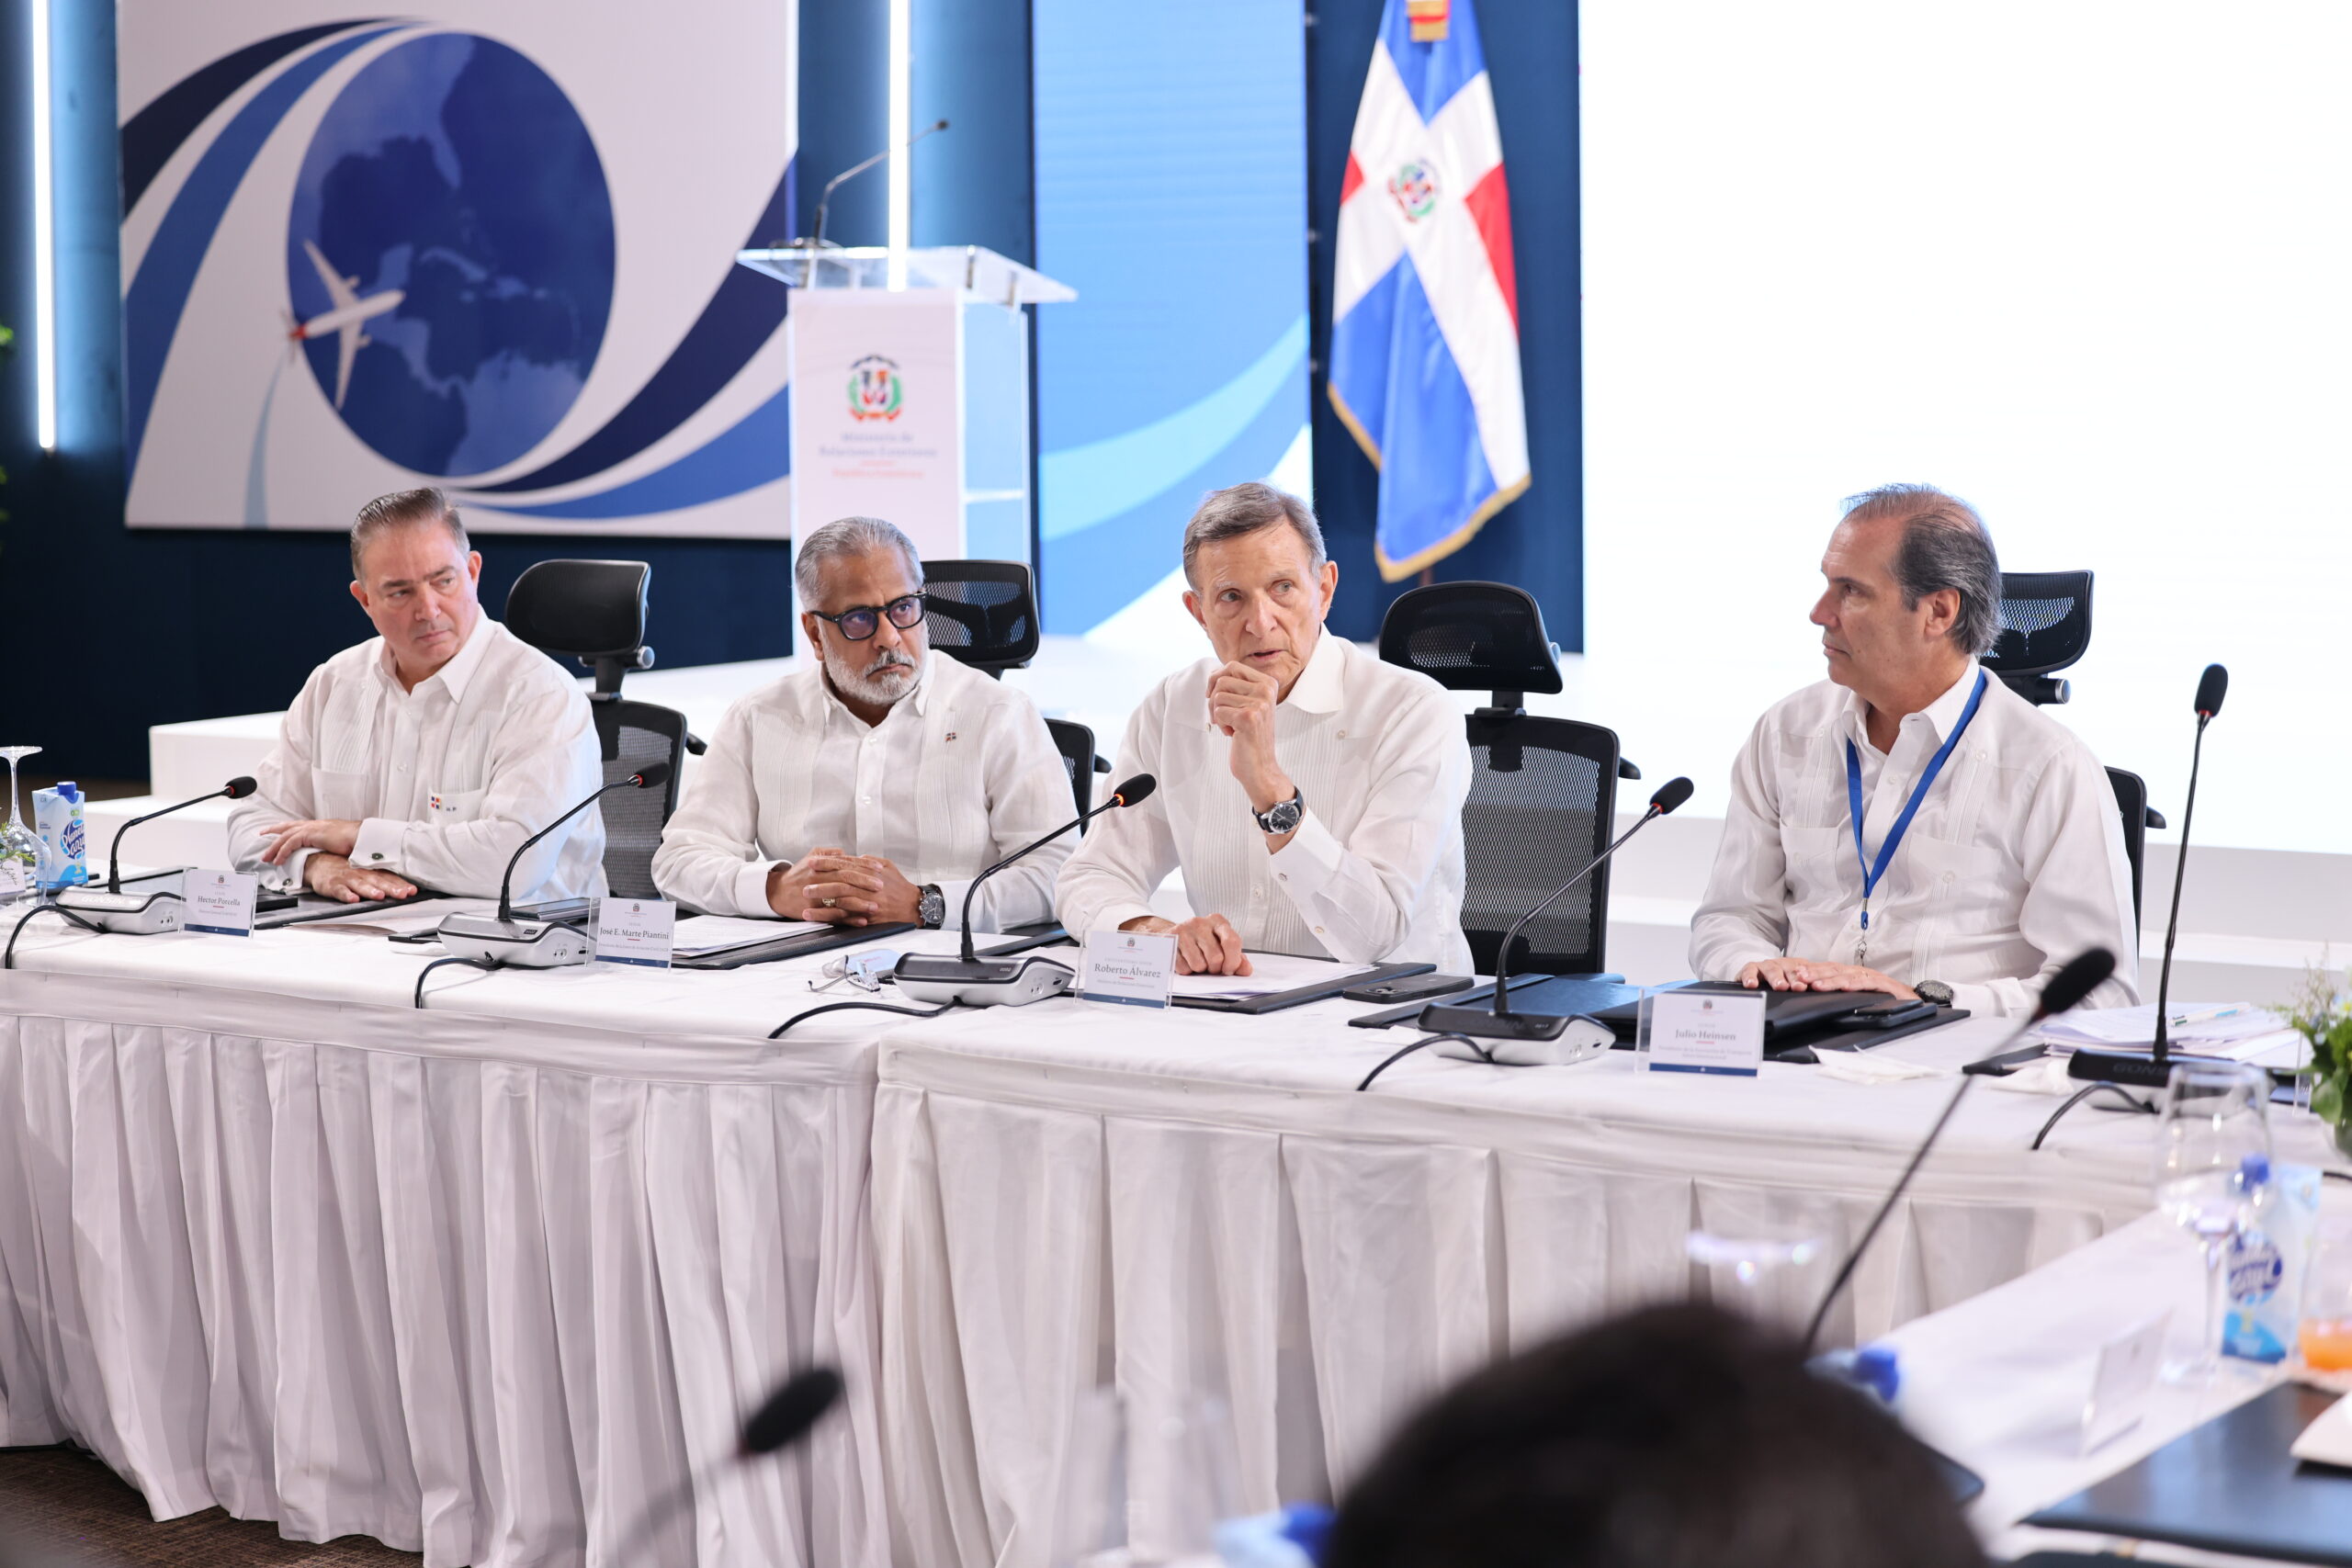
1690, 485, 2140, 1018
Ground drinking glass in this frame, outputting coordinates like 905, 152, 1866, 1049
2152, 1059, 2272, 1382
1686, 1197, 1832, 1336
2299, 1215, 2352, 1375
0, 746, 47, 907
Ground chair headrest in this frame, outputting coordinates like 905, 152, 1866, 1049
504, 559, 650, 659
922, 559, 1040, 671
1981, 570, 2092, 679
1377, 581, 1563, 695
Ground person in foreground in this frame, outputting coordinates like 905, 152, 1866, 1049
1056, 482, 1471, 976
651, 514, 1073, 930
1320, 1302, 1985, 1568
228, 488, 606, 903
1690, 483, 2139, 1016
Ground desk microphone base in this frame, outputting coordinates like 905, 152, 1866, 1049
53, 888, 183, 934
893, 953, 1074, 1008
436, 914, 593, 968
1418, 1003, 1575, 1042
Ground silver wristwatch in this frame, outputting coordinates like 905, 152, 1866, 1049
1914, 979, 1954, 1006
918, 884, 945, 929
1253, 787, 1306, 835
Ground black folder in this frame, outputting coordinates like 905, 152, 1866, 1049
1171, 960, 1433, 1015
671, 921, 918, 970
2026, 1382, 2352, 1566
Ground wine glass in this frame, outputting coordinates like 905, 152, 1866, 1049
2152, 1059, 2272, 1383
0, 746, 47, 908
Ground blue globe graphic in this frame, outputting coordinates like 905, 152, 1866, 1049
287, 33, 614, 478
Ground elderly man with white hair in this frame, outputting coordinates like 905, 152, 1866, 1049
651, 515, 1073, 931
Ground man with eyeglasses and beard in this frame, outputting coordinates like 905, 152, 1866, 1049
652, 515, 1075, 931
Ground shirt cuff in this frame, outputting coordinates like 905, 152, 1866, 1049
1947, 979, 2018, 1019
350, 818, 406, 875
734, 858, 784, 919
1082, 900, 1160, 941
1267, 809, 1347, 905
265, 849, 311, 894
933, 878, 973, 932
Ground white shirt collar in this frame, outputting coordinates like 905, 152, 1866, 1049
377, 614, 498, 703
1281, 625, 1347, 716
1843, 658, 1984, 753
820, 649, 934, 729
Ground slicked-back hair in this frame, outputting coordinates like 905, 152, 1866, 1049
794, 514, 924, 608
1181, 482, 1327, 587
1323, 1302, 1986, 1568
350, 488, 469, 581
1839, 483, 2004, 655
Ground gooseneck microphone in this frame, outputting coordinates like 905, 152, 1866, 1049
892, 774, 1157, 1008
105, 775, 256, 892
495, 762, 671, 923
615, 1364, 844, 1562
1421, 776, 1694, 1043
1803, 946, 2117, 1351
425, 764, 673, 993
811, 119, 949, 248
2067, 662, 2226, 1089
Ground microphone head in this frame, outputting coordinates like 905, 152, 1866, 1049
2194, 663, 2228, 720
224, 775, 258, 800
2033, 947, 2117, 1021
1109, 773, 1157, 808
632, 761, 673, 790
932, 118, 950, 131
1649, 776, 1694, 816
741, 1366, 843, 1456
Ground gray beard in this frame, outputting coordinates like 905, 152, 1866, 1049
826, 643, 921, 707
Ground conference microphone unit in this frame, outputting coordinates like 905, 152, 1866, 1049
51, 775, 259, 935
1802, 946, 2117, 1351
1419, 775, 1695, 1043
614, 1364, 845, 1562
894, 773, 1157, 1008
2067, 661, 2227, 1090
435, 763, 672, 969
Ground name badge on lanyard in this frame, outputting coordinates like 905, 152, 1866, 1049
1844, 671, 1987, 966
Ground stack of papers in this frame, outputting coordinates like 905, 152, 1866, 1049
1168, 953, 1373, 1001
672, 915, 827, 958
2036, 1003, 2302, 1066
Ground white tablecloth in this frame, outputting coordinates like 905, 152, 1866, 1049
0, 912, 938, 1568
868, 998, 2188, 1568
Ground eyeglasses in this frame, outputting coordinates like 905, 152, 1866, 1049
808, 593, 926, 642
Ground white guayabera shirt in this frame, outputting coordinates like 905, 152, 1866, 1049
650, 652, 1074, 929
227, 618, 607, 901
1690, 660, 2142, 1018
1057, 632, 1474, 973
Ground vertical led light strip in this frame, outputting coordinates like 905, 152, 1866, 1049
29, 0, 56, 449
886, 0, 910, 279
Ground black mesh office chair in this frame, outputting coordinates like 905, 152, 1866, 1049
1982, 570, 2093, 707
1979, 570, 2164, 924
922, 558, 1109, 822
505, 560, 695, 898
1379, 581, 1624, 976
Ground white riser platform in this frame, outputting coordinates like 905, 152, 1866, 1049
105, 635, 2349, 1005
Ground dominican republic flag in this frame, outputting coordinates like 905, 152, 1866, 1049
1329, 0, 1528, 581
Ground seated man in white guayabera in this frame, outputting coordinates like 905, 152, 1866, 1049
1690, 483, 2140, 1017
1056, 482, 1473, 976
652, 515, 1073, 932
228, 488, 606, 903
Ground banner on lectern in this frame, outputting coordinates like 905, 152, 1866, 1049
119, 2, 798, 538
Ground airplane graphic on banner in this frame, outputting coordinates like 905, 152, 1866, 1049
288, 240, 401, 411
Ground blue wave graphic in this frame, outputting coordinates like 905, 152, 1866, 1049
462, 381, 789, 520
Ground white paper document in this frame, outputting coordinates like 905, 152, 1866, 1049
1166, 953, 1373, 1000
2038, 1003, 2282, 1048
671, 915, 827, 957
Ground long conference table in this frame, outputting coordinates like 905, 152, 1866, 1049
0, 912, 2284, 1567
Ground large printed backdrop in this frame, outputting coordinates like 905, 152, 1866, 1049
120, 3, 797, 537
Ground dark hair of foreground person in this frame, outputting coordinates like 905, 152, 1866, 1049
1323, 1302, 1985, 1568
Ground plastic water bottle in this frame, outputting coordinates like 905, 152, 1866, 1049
33, 782, 86, 889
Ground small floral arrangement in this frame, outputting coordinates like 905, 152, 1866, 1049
2290, 962, 2352, 1129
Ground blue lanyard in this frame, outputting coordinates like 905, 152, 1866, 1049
1844, 670, 1988, 936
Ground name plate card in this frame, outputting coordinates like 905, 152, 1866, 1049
1644, 989, 1766, 1077
2081, 1311, 2170, 1454
1080, 929, 1177, 1009
184, 870, 257, 936
594, 897, 676, 968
